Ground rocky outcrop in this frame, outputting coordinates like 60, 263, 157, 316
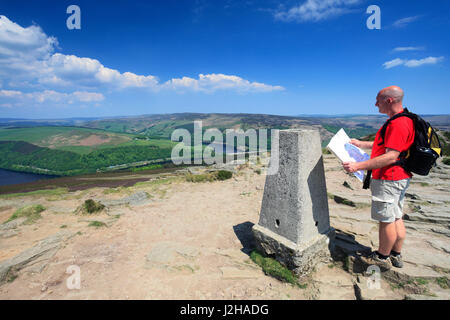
0, 232, 73, 285
0, 217, 26, 239
100, 191, 150, 207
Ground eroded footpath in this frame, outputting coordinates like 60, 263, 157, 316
0, 155, 448, 300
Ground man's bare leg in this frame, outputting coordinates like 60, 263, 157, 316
378, 221, 397, 256
392, 218, 406, 253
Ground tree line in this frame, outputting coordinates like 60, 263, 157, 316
0, 141, 172, 176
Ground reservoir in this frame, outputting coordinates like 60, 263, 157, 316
0, 168, 57, 187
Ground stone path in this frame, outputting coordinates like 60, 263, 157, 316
324, 155, 450, 299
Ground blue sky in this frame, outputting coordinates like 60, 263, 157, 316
0, 0, 449, 118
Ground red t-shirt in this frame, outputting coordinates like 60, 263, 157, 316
371, 111, 415, 180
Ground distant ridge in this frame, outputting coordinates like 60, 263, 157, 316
1, 111, 448, 123
0, 112, 448, 132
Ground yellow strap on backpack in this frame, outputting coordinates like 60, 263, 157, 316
428, 127, 442, 156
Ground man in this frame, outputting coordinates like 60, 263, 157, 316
343, 85, 415, 270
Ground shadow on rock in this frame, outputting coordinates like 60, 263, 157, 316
331, 228, 373, 273
233, 221, 256, 255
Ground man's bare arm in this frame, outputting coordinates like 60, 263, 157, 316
350, 138, 374, 149
343, 148, 400, 173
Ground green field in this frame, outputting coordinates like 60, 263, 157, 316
0, 126, 111, 143
0, 140, 175, 176
2, 114, 447, 177
0, 126, 175, 155
0, 126, 178, 175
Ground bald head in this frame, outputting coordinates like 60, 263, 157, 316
375, 85, 405, 117
378, 86, 404, 104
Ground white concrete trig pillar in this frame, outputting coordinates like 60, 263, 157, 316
252, 129, 335, 274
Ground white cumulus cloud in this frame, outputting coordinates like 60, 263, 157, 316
163, 73, 284, 93
382, 58, 405, 69
72, 91, 105, 102
404, 56, 444, 67
383, 56, 444, 69
392, 46, 425, 52
0, 89, 104, 105
392, 16, 420, 28
274, 0, 362, 23
0, 14, 284, 107
0, 15, 57, 61
44, 53, 159, 90
0, 89, 23, 98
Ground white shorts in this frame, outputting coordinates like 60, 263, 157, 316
370, 178, 410, 223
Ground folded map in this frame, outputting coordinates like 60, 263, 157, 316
326, 128, 370, 182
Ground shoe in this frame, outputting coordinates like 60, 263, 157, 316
359, 252, 392, 271
390, 253, 404, 268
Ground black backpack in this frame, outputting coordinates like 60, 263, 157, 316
363, 108, 442, 189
